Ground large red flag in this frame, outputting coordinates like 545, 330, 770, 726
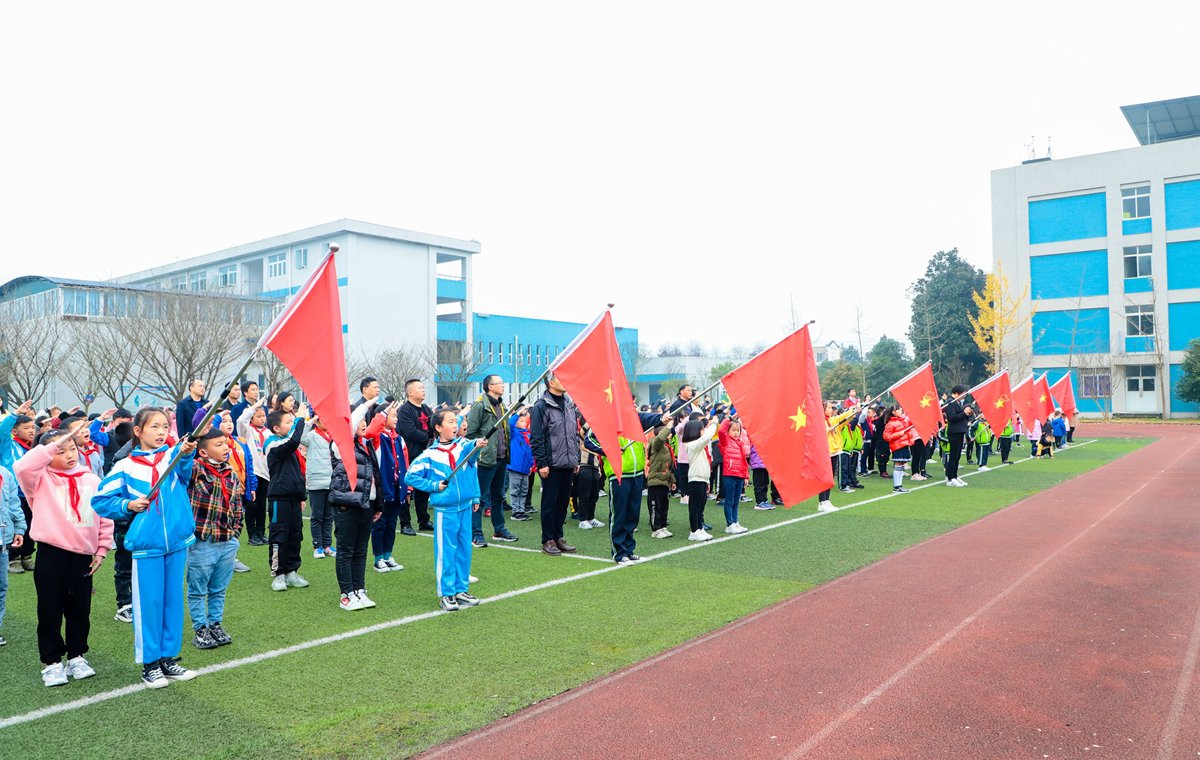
721, 324, 832, 507
258, 252, 357, 488
1049, 374, 1078, 418
968, 370, 1014, 437
1011, 374, 1035, 428
549, 310, 643, 482
887, 362, 943, 441
1033, 374, 1056, 423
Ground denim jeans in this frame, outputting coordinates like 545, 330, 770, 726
508, 470, 530, 514
473, 463, 508, 539
722, 476, 744, 526
371, 500, 401, 560
186, 538, 238, 629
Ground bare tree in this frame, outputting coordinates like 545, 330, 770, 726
853, 304, 869, 395
260, 349, 297, 398
435, 341, 486, 404
620, 342, 653, 385
60, 321, 144, 411
355, 344, 437, 400
684, 340, 706, 357
0, 304, 67, 403
658, 343, 682, 358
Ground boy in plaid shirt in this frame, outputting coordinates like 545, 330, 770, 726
186, 428, 244, 650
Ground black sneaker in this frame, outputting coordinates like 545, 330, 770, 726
472, 536, 488, 548
510, 512, 531, 521
192, 626, 219, 650
400, 525, 417, 537
142, 664, 168, 689
492, 531, 518, 543
418, 523, 435, 532
893, 486, 910, 494
159, 658, 198, 681
454, 592, 480, 607
208, 622, 232, 646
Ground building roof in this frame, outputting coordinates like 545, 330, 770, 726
0, 274, 274, 304
113, 218, 482, 284
1121, 96, 1200, 145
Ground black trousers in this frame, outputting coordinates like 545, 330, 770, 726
862, 442, 875, 474
334, 507, 372, 595
647, 485, 670, 530
10, 495, 33, 560
999, 437, 1013, 462
403, 490, 432, 528
876, 439, 891, 475
675, 463, 690, 493
113, 524, 132, 609
819, 455, 838, 501
539, 468, 575, 543
911, 440, 928, 476
574, 466, 600, 522
710, 462, 723, 498
946, 432, 966, 481
687, 481, 708, 532
269, 499, 304, 576
965, 436, 976, 462
751, 468, 781, 503
247, 478, 269, 538
34, 543, 93, 665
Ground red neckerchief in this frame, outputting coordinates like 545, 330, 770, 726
224, 436, 246, 484
12, 437, 32, 453
49, 469, 86, 521
199, 459, 233, 509
313, 427, 333, 444
251, 425, 267, 449
78, 440, 101, 463
131, 449, 166, 490
295, 449, 306, 477
435, 440, 457, 470
382, 430, 400, 478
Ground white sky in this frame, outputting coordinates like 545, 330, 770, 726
3, 2, 1198, 354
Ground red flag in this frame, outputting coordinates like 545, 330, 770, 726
1049, 374, 1078, 419
257, 252, 357, 488
549, 310, 643, 483
721, 324, 832, 506
1033, 374, 1056, 423
887, 362, 943, 441
1011, 374, 1035, 428
968, 370, 1014, 437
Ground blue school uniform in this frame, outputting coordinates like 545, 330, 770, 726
404, 437, 479, 598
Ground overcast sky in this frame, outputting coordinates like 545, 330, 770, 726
3, 2, 1196, 355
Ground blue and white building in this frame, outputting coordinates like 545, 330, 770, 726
992, 95, 1200, 417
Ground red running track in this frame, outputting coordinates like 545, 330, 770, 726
423, 425, 1200, 760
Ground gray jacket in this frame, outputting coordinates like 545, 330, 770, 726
529, 391, 580, 470
0, 464, 27, 546
301, 427, 335, 491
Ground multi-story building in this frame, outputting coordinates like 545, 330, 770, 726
992, 95, 1200, 418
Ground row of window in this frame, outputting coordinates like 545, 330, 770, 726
55, 287, 276, 323
165, 249, 310, 292
268, 248, 308, 279
1077, 365, 1156, 398
477, 341, 563, 367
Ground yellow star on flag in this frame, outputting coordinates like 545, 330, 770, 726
603, 380, 614, 404
995, 395, 1008, 409
789, 404, 808, 432
919, 396, 932, 408
1039, 393, 1048, 403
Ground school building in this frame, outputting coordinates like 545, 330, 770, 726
992, 95, 1200, 418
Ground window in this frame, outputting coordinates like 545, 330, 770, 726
294, 248, 308, 270
1079, 370, 1112, 399
488, 342, 494, 363
62, 289, 86, 316
267, 253, 287, 278
189, 271, 207, 291
170, 275, 187, 291
498, 343, 504, 365
104, 293, 127, 318
1121, 185, 1150, 220
1125, 304, 1154, 337
507, 343, 513, 364
88, 291, 101, 316
1126, 364, 1156, 393
218, 265, 238, 288
1123, 245, 1152, 278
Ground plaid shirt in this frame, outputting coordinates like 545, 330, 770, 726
189, 458, 245, 542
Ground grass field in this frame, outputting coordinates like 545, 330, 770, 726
0, 436, 1148, 759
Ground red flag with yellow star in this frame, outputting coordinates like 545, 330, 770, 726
887, 361, 943, 441
1011, 374, 1035, 428
721, 324, 833, 507
967, 370, 1014, 437
1033, 374, 1056, 423
1049, 373, 1078, 418
549, 310, 643, 483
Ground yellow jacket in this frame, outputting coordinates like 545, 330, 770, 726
826, 408, 859, 455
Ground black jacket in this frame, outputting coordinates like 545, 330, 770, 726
266, 418, 307, 500
175, 397, 207, 439
944, 398, 971, 435
329, 438, 383, 512
529, 391, 580, 470
397, 401, 434, 459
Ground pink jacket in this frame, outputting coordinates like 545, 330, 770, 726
13, 440, 113, 558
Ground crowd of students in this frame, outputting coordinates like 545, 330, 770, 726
0, 375, 1077, 690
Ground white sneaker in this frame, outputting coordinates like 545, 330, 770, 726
271, 575, 287, 592
954, 478, 969, 487
66, 656, 96, 680
233, 558, 251, 573
384, 558, 403, 571
650, 528, 667, 539
340, 593, 363, 611
313, 548, 325, 559
725, 523, 748, 535
579, 521, 593, 530
977, 466, 990, 472
468, 575, 479, 583
817, 501, 838, 513
41, 662, 69, 687
679, 496, 689, 505
945, 480, 958, 487
284, 571, 310, 588
355, 589, 376, 609
687, 530, 706, 541
374, 559, 391, 573
589, 519, 605, 528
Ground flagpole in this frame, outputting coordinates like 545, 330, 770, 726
880, 360, 933, 397
966, 367, 1010, 397
145, 350, 259, 501
694, 320, 817, 416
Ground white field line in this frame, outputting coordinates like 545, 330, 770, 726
0, 440, 1099, 730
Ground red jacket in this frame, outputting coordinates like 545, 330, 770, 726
882, 414, 917, 451
717, 419, 749, 479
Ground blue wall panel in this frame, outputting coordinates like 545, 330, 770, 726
1029, 250, 1109, 299
1125, 336, 1156, 353
1168, 302, 1200, 351
1032, 366, 1106, 414
1165, 180, 1200, 231
470, 313, 638, 386
1028, 193, 1107, 244
1170, 363, 1199, 413
1124, 277, 1152, 293
1122, 217, 1152, 235
1032, 309, 1109, 355
1166, 240, 1200, 290
436, 277, 467, 301
436, 320, 467, 341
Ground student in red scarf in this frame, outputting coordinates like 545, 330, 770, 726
217, 412, 254, 574
14, 423, 113, 687
185, 428, 244, 650
264, 410, 310, 592
3, 402, 39, 574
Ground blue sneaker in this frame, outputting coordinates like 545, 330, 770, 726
492, 530, 518, 543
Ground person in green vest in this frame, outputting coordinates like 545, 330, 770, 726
972, 418, 994, 471
839, 418, 865, 493
997, 418, 1014, 465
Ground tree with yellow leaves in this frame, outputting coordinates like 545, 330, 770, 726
969, 261, 1034, 374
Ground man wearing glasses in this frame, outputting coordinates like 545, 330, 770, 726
465, 375, 519, 547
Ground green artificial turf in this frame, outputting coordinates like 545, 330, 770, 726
0, 436, 1149, 758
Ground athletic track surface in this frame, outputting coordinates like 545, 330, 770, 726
423, 424, 1200, 759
